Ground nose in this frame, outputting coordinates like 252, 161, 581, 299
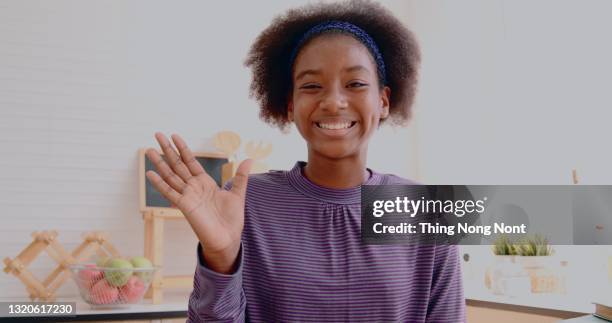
319, 86, 348, 113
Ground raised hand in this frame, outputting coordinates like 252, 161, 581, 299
145, 133, 252, 273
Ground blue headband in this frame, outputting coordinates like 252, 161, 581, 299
288, 20, 387, 85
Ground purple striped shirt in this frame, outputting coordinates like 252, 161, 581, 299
187, 162, 465, 322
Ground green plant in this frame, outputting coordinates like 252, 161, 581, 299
492, 235, 518, 256
515, 234, 554, 256
491, 234, 554, 256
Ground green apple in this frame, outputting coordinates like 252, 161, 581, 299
104, 258, 133, 287
130, 256, 153, 281
96, 257, 109, 268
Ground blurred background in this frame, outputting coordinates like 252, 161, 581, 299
1, 1, 611, 322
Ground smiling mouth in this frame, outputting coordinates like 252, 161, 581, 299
315, 121, 357, 130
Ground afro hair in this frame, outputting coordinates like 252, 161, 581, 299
245, 0, 421, 130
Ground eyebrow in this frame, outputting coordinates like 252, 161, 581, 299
294, 65, 370, 81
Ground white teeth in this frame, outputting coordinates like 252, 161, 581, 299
317, 122, 352, 130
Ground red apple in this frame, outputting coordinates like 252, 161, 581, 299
89, 279, 119, 305
119, 276, 146, 303
78, 264, 103, 290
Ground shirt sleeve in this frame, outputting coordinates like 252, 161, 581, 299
187, 242, 246, 323
426, 244, 466, 323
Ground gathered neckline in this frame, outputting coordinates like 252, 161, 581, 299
285, 161, 385, 205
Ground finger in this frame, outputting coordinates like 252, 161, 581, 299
146, 148, 186, 192
146, 170, 182, 205
230, 159, 253, 198
155, 132, 193, 182
171, 134, 205, 176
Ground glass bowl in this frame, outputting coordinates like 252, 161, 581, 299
70, 263, 158, 308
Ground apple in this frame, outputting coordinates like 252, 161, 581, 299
89, 279, 119, 305
96, 257, 109, 268
119, 276, 146, 303
130, 256, 153, 281
79, 264, 103, 289
104, 258, 133, 287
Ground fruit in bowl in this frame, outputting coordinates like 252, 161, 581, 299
119, 276, 146, 303
96, 257, 109, 267
71, 256, 156, 307
104, 258, 134, 287
90, 279, 119, 304
130, 256, 154, 281
78, 264, 103, 289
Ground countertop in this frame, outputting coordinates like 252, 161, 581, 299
0, 291, 189, 322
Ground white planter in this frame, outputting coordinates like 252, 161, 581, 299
519, 255, 561, 293
486, 256, 531, 297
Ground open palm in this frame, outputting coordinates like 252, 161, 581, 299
145, 133, 252, 265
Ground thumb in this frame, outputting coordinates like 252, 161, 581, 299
230, 159, 253, 198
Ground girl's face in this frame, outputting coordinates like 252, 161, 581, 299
288, 34, 390, 161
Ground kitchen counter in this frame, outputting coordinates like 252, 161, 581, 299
465, 284, 595, 314
0, 291, 189, 322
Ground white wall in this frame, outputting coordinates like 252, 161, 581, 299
406, 0, 612, 184
404, 0, 612, 309
0, 0, 416, 298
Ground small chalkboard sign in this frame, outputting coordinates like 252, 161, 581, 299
138, 149, 231, 211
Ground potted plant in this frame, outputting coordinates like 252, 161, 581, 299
515, 235, 558, 293
486, 234, 560, 295
486, 235, 529, 296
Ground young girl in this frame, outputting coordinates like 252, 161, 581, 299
146, 0, 465, 321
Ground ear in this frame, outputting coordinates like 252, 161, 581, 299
287, 100, 294, 122
380, 86, 390, 120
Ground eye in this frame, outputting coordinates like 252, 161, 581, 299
347, 82, 368, 88
299, 83, 321, 89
